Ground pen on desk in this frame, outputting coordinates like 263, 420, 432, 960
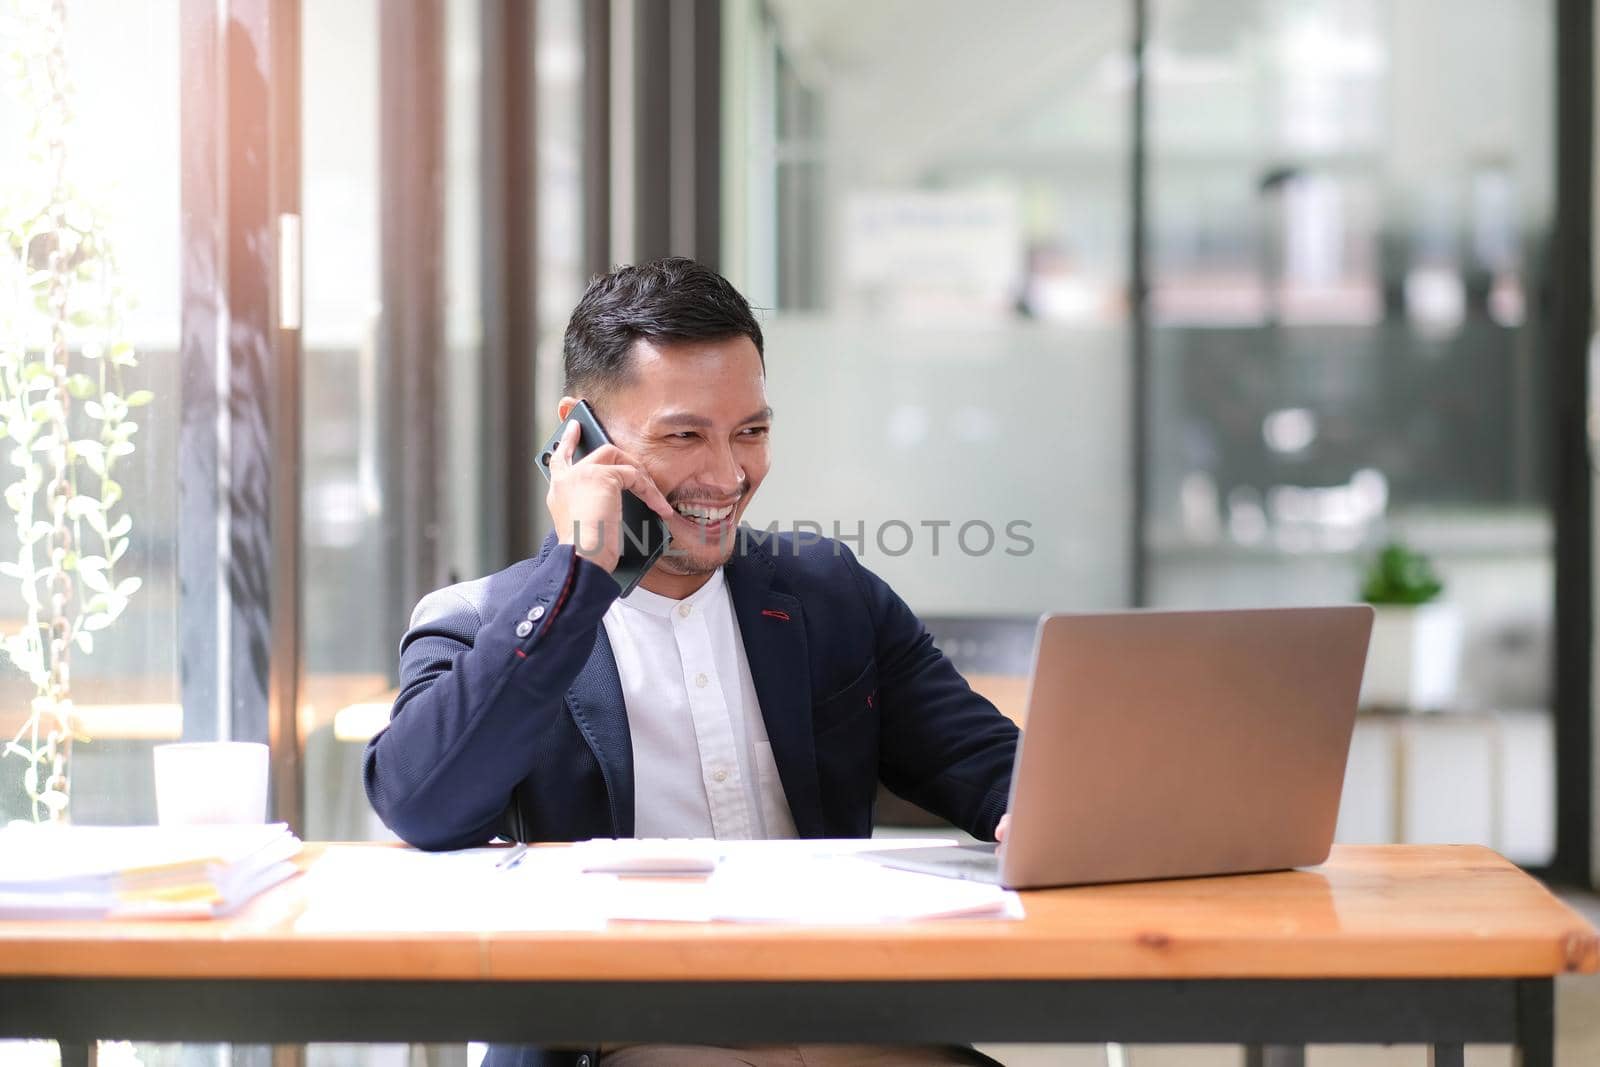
496, 843, 529, 871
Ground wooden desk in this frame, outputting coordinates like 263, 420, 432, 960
0, 844, 1594, 1066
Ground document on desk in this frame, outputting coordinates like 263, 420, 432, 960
294, 846, 608, 932
294, 839, 1020, 932
593, 840, 1024, 924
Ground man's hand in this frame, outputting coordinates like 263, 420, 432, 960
545, 419, 675, 574
995, 813, 1011, 844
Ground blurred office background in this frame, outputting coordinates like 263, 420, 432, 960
0, 0, 1596, 1063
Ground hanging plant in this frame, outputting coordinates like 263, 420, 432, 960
0, 0, 148, 822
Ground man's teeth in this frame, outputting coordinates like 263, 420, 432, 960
673, 503, 735, 522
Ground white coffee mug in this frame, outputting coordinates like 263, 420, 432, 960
153, 741, 270, 825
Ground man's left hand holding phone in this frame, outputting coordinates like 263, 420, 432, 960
537, 399, 676, 597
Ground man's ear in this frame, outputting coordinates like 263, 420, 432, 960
557, 395, 579, 421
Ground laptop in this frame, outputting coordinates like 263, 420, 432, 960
863, 605, 1374, 889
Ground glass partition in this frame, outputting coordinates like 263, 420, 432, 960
1146, 0, 1556, 863
0, 0, 181, 826
724, 0, 1135, 617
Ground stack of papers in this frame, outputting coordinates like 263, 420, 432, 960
0, 822, 302, 920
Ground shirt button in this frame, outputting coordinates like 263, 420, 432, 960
678, 602, 692, 618
526, 605, 545, 621
515, 620, 534, 638
694, 672, 708, 688
712, 769, 728, 783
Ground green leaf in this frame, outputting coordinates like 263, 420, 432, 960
78, 567, 110, 593
115, 576, 141, 598
40, 789, 68, 812
109, 441, 134, 459
23, 765, 36, 795
125, 390, 153, 407
81, 612, 113, 632
4, 741, 40, 763
64, 374, 95, 399
83, 401, 104, 420
73, 630, 93, 654
110, 538, 128, 564
106, 514, 131, 538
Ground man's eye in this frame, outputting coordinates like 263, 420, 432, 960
741, 426, 770, 438
669, 432, 697, 441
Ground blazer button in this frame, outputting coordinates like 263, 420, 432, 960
527, 604, 545, 621
576, 1057, 591, 1067
515, 620, 534, 638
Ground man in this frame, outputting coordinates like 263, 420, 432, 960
364, 258, 1019, 1067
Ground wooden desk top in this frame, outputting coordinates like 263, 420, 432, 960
1, 844, 1594, 983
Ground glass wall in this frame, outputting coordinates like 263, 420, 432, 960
724, 0, 1135, 618
1145, 0, 1556, 864
0, 0, 181, 826
299, 0, 391, 844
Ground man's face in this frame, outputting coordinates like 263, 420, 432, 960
573, 335, 770, 577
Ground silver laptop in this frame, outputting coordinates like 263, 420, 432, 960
864, 605, 1374, 889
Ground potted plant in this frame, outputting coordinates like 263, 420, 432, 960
1357, 542, 1463, 711
0, 0, 148, 822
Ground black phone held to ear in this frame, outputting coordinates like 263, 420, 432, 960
534, 399, 672, 597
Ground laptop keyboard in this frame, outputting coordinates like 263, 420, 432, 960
857, 843, 1002, 884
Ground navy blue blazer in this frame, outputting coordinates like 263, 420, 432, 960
362, 529, 1019, 1067
365, 528, 1019, 850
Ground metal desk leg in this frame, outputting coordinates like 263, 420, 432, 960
1428, 1044, 1464, 1067
1244, 1048, 1305, 1067
57, 1042, 92, 1067
1515, 979, 1555, 1067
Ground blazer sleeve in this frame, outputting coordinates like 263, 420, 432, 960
839, 547, 1020, 842
362, 544, 620, 850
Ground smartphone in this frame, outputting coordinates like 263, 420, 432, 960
535, 400, 672, 597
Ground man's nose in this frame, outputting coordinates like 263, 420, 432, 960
702, 443, 744, 496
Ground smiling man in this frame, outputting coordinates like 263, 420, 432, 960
363, 258, 1019, 1067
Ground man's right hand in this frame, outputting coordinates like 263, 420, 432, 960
544, 419, 675, 574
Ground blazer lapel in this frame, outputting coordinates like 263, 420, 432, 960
565, 622, 635, 837
726, 533, 824, 837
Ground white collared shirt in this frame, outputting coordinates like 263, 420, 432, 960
601, 567, 798, 840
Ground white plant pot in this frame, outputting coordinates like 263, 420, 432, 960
1358, 602, 1464, 712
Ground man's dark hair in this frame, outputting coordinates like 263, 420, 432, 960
562, 257, 764, 399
